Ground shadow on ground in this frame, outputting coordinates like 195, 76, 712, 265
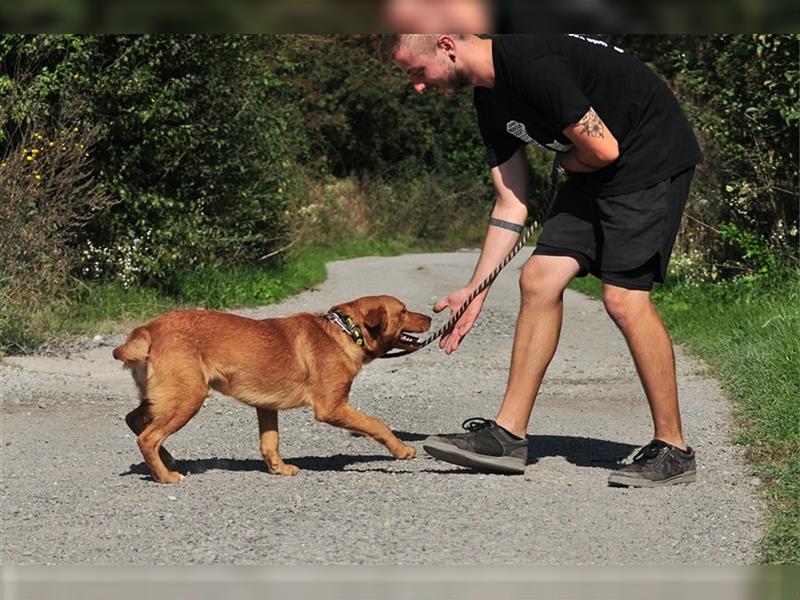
120, 453, 402, 479
120, 433, 638, 479
525, 434, 638, 469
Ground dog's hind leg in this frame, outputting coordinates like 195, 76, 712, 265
125, 402, 176, 469
137, 389, 206, 484
315, 403, 416, 460
256, 407, 299, 476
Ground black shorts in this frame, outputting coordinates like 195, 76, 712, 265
533, 168, 695, 291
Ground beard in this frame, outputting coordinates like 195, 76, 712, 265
451, 67, 471, 93
438, 63, 471, 98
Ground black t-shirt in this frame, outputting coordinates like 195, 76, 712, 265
474, 35, 703, 195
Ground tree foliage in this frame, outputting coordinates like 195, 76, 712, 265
1, 34, 797, 295
612, 34, 798, 277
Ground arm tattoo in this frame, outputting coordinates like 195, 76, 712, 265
578, 108, 605, 139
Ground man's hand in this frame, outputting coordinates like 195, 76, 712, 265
433, 287, 486, 354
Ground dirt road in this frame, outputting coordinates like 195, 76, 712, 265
0, 251, 764, 565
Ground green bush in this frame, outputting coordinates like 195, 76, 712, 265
1, 35, 298, 285
3, 34, 797, 354
260, 35, 489, 182
611, 35, 799, 274
0, 109, 110, 353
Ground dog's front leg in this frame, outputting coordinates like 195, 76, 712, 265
315, 403, 416, 460
256, 407, 299, 476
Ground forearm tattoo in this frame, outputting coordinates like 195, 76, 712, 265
578, 108, 605, 139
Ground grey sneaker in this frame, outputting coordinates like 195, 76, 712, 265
423, 418, 528, 474
608, 440, 697, 487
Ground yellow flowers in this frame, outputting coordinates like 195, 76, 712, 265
23, 146, 42, 161
14, 127, 91, 187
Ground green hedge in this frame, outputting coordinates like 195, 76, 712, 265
611, 35, 799, 275
1, 35, 796, 349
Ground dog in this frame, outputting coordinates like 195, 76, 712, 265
113, 295, 431, 483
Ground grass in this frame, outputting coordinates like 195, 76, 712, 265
0, 236, 433, 355
570, 273, 800, 564
58, 237, 428, 338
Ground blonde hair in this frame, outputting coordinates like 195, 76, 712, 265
378, 34, 468, 63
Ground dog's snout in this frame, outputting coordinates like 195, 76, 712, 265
406, 311, 432, 332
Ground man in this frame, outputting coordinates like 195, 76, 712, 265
381, 34, 703, 487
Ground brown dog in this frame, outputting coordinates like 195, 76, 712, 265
113, 295, 431, 483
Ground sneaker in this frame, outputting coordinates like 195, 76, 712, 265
422, 418, 528, 474
608, 440, 697, 487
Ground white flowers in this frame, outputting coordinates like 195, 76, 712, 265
80, 230, 154, 288
669, 250, 715, 287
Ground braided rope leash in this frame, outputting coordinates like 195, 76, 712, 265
382, 158, 564, 359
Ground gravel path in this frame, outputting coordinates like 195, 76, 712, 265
0, 251, 765, 565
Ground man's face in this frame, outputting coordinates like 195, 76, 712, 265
393, 43, 468, 97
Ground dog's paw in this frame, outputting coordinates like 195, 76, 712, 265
269, 463, 300, 476
392, 444, 417, 460
157, 471, 185, 484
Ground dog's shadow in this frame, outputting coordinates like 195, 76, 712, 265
120, 432, 637, 480
121, 453, 403, 479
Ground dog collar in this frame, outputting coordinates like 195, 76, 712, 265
324, 311, 365, 347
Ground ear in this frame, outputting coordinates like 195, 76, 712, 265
438, 35, 456, 54
363, 306, 387, 333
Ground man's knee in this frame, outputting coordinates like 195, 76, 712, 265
602, 285, 650, 328
519, 255, 578, 304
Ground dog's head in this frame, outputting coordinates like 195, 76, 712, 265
330, 295, 431, 358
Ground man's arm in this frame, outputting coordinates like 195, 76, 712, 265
558, 107, 619, 173
433, 146, 529, 353
466, 146, 530, 291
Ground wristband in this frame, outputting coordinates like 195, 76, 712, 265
489, 218, 524, 234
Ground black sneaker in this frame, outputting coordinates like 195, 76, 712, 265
423, 418, 528, 474
608, 440, 697, 487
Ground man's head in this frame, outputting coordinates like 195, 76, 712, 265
381, 0, 491, 34
380, 34, 473, 96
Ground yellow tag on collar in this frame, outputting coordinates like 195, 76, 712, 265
346, 317, 364, 346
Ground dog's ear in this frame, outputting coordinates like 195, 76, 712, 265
363, 306, 387, 335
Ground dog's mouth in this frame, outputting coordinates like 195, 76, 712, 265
395, 331, 423, 350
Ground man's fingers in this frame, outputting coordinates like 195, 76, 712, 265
439, 334, 449, 349
433, 299, 449, 313
445, 336, 457, 354
445, 325, 468, 354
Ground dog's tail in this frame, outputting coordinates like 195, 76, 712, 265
112, 327, 151, 367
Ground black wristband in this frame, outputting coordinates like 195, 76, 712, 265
489, 218, 524, 234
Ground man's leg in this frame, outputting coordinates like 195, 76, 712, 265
495, 254, 582, 438
422, 254, 580, 474
601, 283, 686, 450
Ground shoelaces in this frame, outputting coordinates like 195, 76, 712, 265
461, 417, 496, 432
632, 440, 666, 463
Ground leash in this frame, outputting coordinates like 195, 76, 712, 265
381, 158, 564, 359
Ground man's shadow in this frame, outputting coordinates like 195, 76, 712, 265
524, 434, 637, 469
120, 431, 636, 480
